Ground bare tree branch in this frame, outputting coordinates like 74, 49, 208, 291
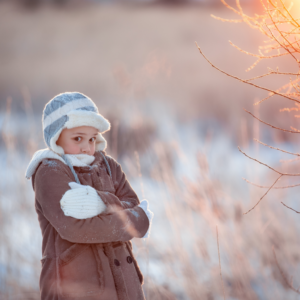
244, 109, 300, 133
279, 0, 300, 28
229, 41, 295, 59
245, 69, 300, 82
242, 177, 300, 189
211, 15, 244, 23
238, 146, 283, 174
280, 157, 300, 163
243, 174, 283, 215
195, 43, 300, 105
266, 3, 299, 62
238, 146, 300, 176
209, 0, 300, 217
254, 138, 300, 156
281, 202, 300, 214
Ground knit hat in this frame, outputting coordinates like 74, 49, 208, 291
43, 92, 110, 155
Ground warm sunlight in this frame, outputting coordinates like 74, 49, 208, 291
2, 0, 300, 299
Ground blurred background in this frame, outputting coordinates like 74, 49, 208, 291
1, 0, 300, 299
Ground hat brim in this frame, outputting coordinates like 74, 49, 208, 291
65, 110, 110, 133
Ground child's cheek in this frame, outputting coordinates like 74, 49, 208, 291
73, 144, 81, 154
64, 142, 80, 154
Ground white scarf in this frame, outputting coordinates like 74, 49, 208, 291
25, 149, 96, 179
64, 153, 95, 167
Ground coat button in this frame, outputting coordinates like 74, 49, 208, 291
127, 256, 133, 264
114, 259, 120, 266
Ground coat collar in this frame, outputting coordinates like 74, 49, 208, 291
25, 148, 105, 179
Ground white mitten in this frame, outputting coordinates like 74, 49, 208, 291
68, 182, 83, 189
60, 182, 106, 219
138, 199, 154, 238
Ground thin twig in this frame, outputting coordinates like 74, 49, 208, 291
242, 177, 300, 189
211, 15, 243, 23
229, 41, 297, 60
244, 109, 300, 133
254, 93, 276, 105
244, 69, 300, 82
281, 202, 300, 214
239, 146, 300, 176
280, 157, 300, 163
290, 126, 300, 132
245, 71, 272, 82
248, 70, 300, 81
279, 0, 300, 28
243, 174, 283, 215
254, 138, 300, 156
290, 79, 300, 94
195, 43, 300, 105
269, 0, 297, 27
238, 147, 282, 174
265, 38, 300, 50
216, 226, 226, 300
267, 5, 299, 62
280, 107, 300, 112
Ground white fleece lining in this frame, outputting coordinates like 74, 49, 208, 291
50, 127, 65, 155
66, 110, 110, 133
95, 133, 107, 152
25, 149, 66, 179
25, 149, 101, 179
43, 98, 96, 128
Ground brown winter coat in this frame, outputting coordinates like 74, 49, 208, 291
32, 150, 149, 300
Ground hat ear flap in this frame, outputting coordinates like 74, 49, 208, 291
95, 133, 107, 151
49, 127, 65, 155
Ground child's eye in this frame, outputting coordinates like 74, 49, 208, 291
74, 137, 82, 142
90, 137, 96, 142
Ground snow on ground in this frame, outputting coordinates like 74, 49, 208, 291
1, 104, 300, 299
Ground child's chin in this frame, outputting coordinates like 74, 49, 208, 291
64, 151, 80, 155
65, 152, 95, 156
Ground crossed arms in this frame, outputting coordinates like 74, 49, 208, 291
33, 158, 151, 244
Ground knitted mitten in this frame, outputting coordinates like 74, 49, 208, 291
60, 182, 106, 219
138, 199, 154, 238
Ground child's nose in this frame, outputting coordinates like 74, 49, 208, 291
81, 143, 90, 153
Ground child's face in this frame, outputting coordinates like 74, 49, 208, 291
56, 126, 98, 155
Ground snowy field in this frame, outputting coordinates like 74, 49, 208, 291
1, 103, 300, 299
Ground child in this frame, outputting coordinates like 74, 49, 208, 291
25, 92, 154, 300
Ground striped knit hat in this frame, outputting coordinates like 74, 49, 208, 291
43, 92, 110, 155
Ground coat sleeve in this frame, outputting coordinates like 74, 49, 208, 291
33, 160, 149, 244
104, 155, 141, 209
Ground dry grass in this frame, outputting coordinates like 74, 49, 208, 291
1, 94, 300, 299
